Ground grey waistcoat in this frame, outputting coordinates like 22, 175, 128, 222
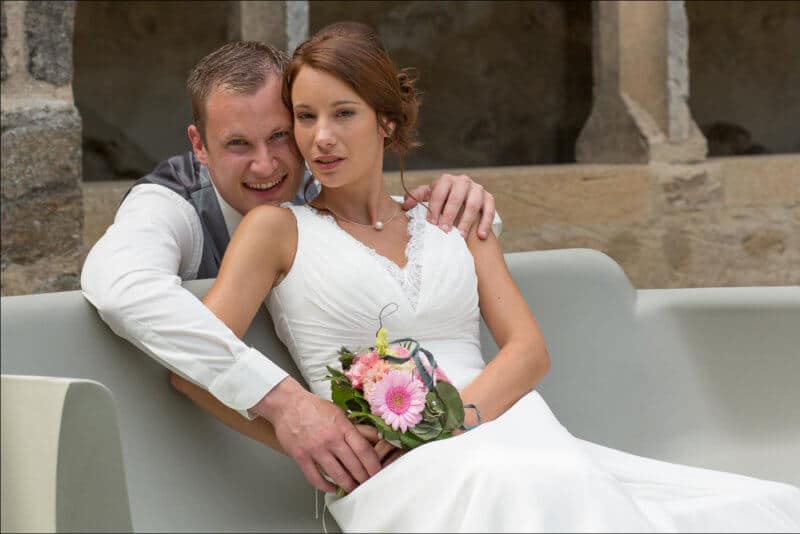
130, 151, 229, 279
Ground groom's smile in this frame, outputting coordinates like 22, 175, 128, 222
243, 172, 291, 195
188, 75, 305, 215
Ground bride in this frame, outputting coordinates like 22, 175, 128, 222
177, 22, 800, 532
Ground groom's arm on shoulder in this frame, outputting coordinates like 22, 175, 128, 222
401, 173, 500, 240
80, 184, 289, 418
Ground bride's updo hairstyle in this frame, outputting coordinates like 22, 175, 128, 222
283, 21, 421, 161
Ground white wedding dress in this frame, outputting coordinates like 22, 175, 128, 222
266, 203, 800, 533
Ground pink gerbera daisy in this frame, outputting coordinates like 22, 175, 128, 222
367, 370, 426, 432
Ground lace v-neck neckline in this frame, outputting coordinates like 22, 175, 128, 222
304, 204, 427, 310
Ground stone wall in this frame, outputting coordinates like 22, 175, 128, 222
310, 0, 594, 169
1, 1, 83, 295
383, 156, 799, 289
68, 1, 800, 178
3, 1, 798, 296
575, 1, 707, 164
688, 1, 800, 156
73, 1, 231, 182
81, 154, 799, 290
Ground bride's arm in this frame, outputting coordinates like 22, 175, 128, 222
170, 373, 285, 451
170, 205, 296, 450
460, 228, 551, 426
176, 206, 384, 492
202, 205, 297, 338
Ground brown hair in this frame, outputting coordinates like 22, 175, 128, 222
282, 21, 421, 159
187, 41, 288, 140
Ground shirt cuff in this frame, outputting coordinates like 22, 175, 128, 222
208, 348, 289, 417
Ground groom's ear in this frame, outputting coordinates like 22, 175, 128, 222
188, 124, 209, 165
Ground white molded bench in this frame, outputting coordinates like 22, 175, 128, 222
1, 376, 132, 533
2, 249, 798, 532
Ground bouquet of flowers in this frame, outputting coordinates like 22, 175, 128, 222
324, 327, 466, 452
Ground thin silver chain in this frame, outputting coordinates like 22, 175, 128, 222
324, 201, 402, 230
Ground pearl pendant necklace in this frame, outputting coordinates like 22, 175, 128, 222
326, 202, 401, 231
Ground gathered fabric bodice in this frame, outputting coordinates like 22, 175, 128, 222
266, 203, 485, 399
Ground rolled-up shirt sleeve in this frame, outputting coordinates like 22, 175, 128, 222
81, 185, 288, 416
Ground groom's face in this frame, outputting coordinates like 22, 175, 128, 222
188, 74, 304, 215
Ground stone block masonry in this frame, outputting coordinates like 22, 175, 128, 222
82, 154, 798, 290
2, 104, 82, 264
576, 1, 707, 164
25, 1, 74, 86
3, 1, 797, 294
1, 1, 83, 296
383, 155, 799, 289
2, 3, 8, 82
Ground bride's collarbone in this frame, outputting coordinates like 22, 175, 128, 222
338, 217, 411, 269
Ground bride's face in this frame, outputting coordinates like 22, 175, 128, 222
291, 66, 388, 189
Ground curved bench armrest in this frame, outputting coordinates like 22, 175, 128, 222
1, 375, 133, 533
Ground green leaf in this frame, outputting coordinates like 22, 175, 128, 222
346, 411, 401, 442
423, 391, 446, 419
409, 417, 443, 441
328, 369, 360, 413
325, 365, 348, 381
411, 392, 447, 441
435, 381, 465, 433
345, 396, 370, 413
338, 347, 356, 370
331, 382, 355, 410
347, 389, 370, 413
399, 432, 425, 449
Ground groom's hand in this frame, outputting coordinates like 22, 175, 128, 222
356, 425, 406, 468
251, 378, 381, 493
402, 173, 495, 240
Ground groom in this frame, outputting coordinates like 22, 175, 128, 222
81, 41, 496, 495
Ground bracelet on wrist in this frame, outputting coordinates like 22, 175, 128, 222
461, 403, 482, 430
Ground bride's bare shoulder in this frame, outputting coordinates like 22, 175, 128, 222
240, 203, 297, 229
229, 204, 298, 259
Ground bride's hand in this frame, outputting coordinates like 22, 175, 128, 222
355, 424, 396, 463
356, 425, 407, 467
382, 448, 407, 467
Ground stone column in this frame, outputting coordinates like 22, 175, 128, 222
227, 0, 309, 54
576, 0, 707, 164
1, 1, 82, 296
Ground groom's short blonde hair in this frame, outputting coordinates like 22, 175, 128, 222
187, 41, 289, 141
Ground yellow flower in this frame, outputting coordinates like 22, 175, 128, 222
375, 327, 389, 356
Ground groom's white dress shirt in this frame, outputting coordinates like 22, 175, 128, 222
81, 182, 284, 417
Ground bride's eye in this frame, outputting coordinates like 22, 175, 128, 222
295, 112, 314, 121
337, 109, 355, 119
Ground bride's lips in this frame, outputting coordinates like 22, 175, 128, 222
313, 156, 344, 171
